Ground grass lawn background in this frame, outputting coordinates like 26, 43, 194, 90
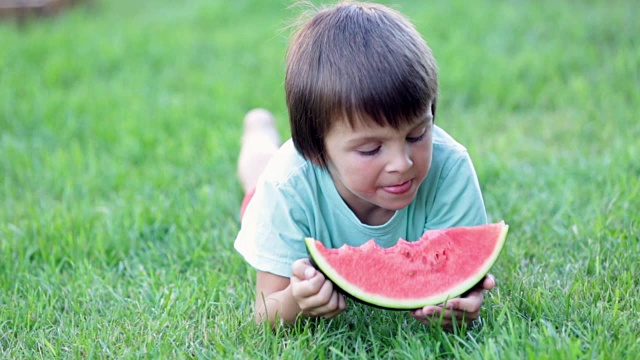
1, 0, 638, 358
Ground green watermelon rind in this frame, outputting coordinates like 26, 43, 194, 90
304, 222, 509, 310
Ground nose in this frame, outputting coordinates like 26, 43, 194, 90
385, 144, 413, 173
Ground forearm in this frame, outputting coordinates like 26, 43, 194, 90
254, 285, 305, 326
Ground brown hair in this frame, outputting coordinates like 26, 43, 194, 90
285, 1, 438, 168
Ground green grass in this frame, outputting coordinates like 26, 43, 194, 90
1, 0, 638, 358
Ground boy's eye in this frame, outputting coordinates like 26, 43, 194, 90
357, 146, 381, 156
407, 128, 427, 143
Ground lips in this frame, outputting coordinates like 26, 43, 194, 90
382, 180, 412, 195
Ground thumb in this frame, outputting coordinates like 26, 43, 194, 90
303, 266, 316, 280
291, 258, 315, 279
483, 274, 496, 290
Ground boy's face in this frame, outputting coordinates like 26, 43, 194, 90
324, 106, 434, 226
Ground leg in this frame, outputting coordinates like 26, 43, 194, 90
237, 108, 281, 194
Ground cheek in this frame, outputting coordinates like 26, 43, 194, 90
335, 154, 371, 172
337, 157, 380, 185
415, 143, 433, 173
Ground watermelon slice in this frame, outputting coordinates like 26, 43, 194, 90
305, 221, 508, 310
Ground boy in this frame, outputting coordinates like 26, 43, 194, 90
235, 1, 495, 329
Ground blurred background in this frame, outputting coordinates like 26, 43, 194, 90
0, 0, 638, 357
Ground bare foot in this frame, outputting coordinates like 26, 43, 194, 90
237, 109, 281, 193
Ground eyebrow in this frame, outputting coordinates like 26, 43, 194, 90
345, 134, 384, 146
346, 116, 432, 146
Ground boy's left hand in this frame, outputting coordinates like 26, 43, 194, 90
409, 274, 495, 331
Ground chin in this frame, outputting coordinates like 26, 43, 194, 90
381, 198, 414, 211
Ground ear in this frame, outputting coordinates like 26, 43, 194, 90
431, 98, 437, 123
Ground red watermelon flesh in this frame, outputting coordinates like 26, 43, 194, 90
305, 221, 508, 309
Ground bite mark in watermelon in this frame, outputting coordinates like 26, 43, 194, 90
304, 221, 509, 310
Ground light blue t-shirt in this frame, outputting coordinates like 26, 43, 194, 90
234, 125, 487, 278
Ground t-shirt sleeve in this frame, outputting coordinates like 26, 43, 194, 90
425, 151, 487, 230
234, 179, 311, 278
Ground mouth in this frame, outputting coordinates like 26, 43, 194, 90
382, 180, 413, 195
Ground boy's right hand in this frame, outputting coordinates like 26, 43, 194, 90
290, 258, 347, 319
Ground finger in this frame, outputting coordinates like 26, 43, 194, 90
460, 275, 494, 298
306, 288, 346, 318
418, 306, 461, 320
338, 293, 347, 310
411, 314, 437, 327
291, 258, 314, 279
483, 274, 496, 290
412, 305, 440, 318
303, 277, 336, 310
319, 301, 345, 319
422, 300, 481, 318
291, 272, 326, 300
314, 290, 343, 318
329, 292, 348, 312
447, 290, 485, 313
411, 306, 446, 321
427, 308, 479, 329
440, 308, 479, 321
410, 307, 456, 328
297, 280, 331, 312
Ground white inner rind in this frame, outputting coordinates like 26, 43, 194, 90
305, 222, 509, 309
